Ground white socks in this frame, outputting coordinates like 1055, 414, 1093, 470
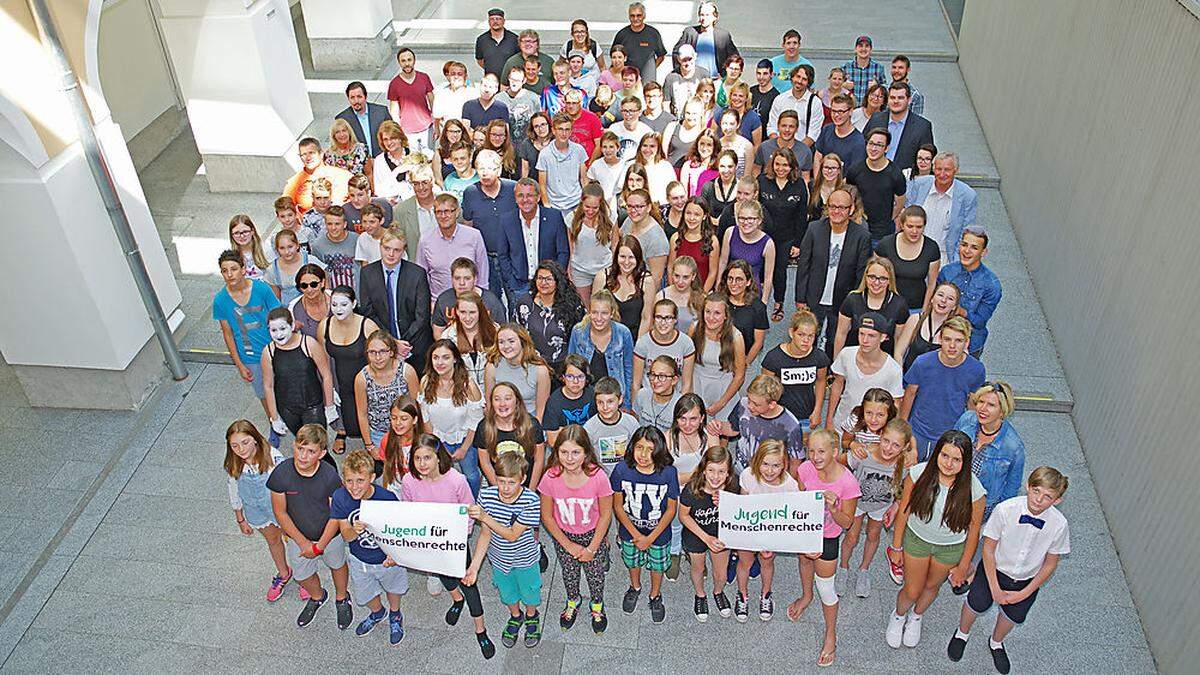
955, 629, 970, 640
990, 638, 1004, 650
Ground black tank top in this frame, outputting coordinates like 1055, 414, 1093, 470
904, 314, 942, 371
271, 339, 323, 409
615, 290, 644, 339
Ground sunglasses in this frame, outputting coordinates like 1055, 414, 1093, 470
297, 281, 323, 290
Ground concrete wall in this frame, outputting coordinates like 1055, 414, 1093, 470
97, 0, 176, 140
958, 1, 1200, 672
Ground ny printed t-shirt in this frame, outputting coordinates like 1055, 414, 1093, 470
266, 458, 341, 541
330, 485, 399, 564
537, 467, 614, 535
609, 462, 679, 544
583, 412, 641, 467
477, 485, 541, 572
794, 461, 862, 538
212, 280, 281, 363
761, 344, 831, 421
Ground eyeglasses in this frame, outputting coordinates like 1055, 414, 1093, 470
653, 314, 676, 321
434, 208, 457, 215
866, 141, 888, 148
830, 108, 851, 114
648, 373, 676, 380
535, 275, 555, 283
564, 373, 586, 381
297, 281, 323, 290
828, 204, 852, 211
366, 349, 393, 357
866, 274, 889, 283
231, 230, 253, 238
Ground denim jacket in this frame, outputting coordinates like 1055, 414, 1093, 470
954, 410, 1025, 518
567, 321, 634, 400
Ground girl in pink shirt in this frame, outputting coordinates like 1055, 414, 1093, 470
788, 428, 861, 668
538, 425, 614, 634
734, 439, 797, 623
400, 435, 495, 658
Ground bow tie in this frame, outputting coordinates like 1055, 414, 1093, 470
1019, 514, 1045, 529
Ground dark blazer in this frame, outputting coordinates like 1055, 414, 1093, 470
794, 218, 872, 309
673, 26, 739, 77
865, 110, 934, 173
336, 102, 391, 156
357, 259, 433, 373
498, 207, 571, 294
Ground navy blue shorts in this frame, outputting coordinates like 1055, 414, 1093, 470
966, 560, 1038, 624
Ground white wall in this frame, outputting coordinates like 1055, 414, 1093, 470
97, 0, 177, 142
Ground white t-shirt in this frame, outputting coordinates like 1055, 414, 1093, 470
612, 122, 652, 162
831, 346, 904, 431
820, 229, 847, 306
354, 234, 382, 265
587, 158, 625, 204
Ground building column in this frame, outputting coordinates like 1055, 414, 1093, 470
156, 0, 314, 193
301, 0, 394, 72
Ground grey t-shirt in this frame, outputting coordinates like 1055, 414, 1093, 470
432, 286, 508, 326
536, 142, 589, 211
662, 68, 711, 117
634, 388, 682, 432
496, 88, 541, 144
584, 412, 642, 468
620, 218, 670, 259
308, 232, 360, 291
754, 138, 814, 173
633, 331, 695, 391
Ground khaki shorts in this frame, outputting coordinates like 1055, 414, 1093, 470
903, 525, 965, 566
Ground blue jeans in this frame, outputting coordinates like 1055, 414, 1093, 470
914, 433, 940, 462
448, 441, 481, 497
485, 255, 508, 313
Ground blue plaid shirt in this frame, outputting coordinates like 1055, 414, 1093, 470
841, 58, 888, 102
908, 82, 925, 115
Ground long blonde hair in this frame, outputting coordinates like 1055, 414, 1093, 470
570, 182, 618, 247
228, 215, 268, 270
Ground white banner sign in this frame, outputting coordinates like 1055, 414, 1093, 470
358, 501, 470, 577
717, 490, 825, 553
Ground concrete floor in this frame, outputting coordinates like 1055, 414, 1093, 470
0, 1, 1154, 672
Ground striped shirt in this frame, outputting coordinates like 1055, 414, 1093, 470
477, 486, 541, 573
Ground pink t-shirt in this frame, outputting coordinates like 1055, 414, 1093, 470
387, 71, 435, 133
794, 461, 862, 538
739, 467, 799, 494
537, 467, 614, 535
400, 469, 474, 532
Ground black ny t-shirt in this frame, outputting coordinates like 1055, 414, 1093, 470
838, 291, 911, 349
845, 160, 906, 237
265, 458, 341, 541
876, 234, 942, 311
761, 345, 832, 420
474, 418, 547, 486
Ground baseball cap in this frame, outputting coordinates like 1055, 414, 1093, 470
859, 312, 891, 336
488, 8, 504, 17
856, 35, 872, 47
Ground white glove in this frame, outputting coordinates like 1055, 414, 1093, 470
333, 389, 342, 407
271, 417, 289, 436
324, 405, 340, 423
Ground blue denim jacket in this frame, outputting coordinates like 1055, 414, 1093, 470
938, 262, 1002, 352
954, 410, 1025, 518
567, 321, 634, 400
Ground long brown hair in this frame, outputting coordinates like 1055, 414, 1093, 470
850, 388, 898, 433
382, 395, 423, 487
570, 182, 618, 247
546, 424, 603, 477
718, 259, 761, 306
483, 119, 517, 174
452, 291, 498, 355
907, 430, 975, 533
604, 235, 650, 294
676, 197, 715, 257
223, 419, 274, 478
691, 292, 736, 371
421, 339, 473, 406
686, 445, 737, 496
478, 381, 539, 456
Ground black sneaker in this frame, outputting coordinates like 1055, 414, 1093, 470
335, 598, 353, 630
713, 590, 732, 618
648, 595, 665, 623
445, 598, 465, 626
693, 595, 709, 623
501, 616, 523, 648
296, 590, 326, 627
477, 631, 496, 660
622, 586, 641, 613
734, 592, 749, 623
590, 602, 608, 634
539, 545, 549, 572
524, 612, 542, 648
948, 634, 967, 662
560, 599, 580, 630
990, 643, 1011, 674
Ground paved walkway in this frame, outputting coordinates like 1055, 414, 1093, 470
0, 2, 1154, 672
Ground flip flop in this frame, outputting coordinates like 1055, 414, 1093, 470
817, 647, 836, 668
332, 433, 347, 455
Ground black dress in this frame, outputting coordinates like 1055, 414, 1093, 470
324, 316, 368, 438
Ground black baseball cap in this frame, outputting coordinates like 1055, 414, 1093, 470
859, 312, 892, 336
488, 8, 505, 17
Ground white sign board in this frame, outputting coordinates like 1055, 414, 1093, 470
717, 490, 825, 553
358, 500, 470, 577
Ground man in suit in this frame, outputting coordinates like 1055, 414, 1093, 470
905, 152, 978, 265
866, 82, 934, 173
794, 186, 872, 358
335, 81, 391, 157
357, 230, 432, 374
499, 178, 571, 310
673, 1, 739, 77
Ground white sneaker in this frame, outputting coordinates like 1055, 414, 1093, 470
855, 569, 871, 597
886, 613, 906, 648
902, 613, 923, 647
427, 575, 443, 597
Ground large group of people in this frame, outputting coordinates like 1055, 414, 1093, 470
215, 4, 1067, 673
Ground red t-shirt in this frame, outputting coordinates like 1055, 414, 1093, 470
387, 71, 435, 134
570, 110, 604, 162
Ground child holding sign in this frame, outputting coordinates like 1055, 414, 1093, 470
400, 435, 495, 659
538, 425, 615, 634
583, 377, 641, 471
466, 452, 544, 650
789, 428, 861, 668
330, 450, 406, 644
611, 426, 679, 623
222, 420, 290, 602
733, 439, 798, 623
679, 446, 739, 623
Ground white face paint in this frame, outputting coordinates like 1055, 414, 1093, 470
268, 318, 294, 345
330, 294, 354, 320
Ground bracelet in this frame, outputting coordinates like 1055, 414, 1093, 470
236, 517, 246, 524
890, 545, 903, 552
312, 543, 324, 556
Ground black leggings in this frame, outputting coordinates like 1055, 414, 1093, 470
280, 404, 334, 466
770, 234, 794, 305
438, 549, 484, 618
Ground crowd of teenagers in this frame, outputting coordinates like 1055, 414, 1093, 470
215, 4, 1067, 672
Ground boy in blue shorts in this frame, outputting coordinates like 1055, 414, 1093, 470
331, 450, 407, 645
947, 466, 1071, 674
465, 452, 543, 649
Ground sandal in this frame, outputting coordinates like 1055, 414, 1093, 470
332, 433, 347, 455
772, 303, 785, 322
817, 646, 836, 668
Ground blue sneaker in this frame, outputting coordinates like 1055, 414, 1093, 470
268, 428, 281, 448
726, 551, 738, 584
749, 556, 761, 580
355, 608, 386, 637
389, 612, 405, 645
